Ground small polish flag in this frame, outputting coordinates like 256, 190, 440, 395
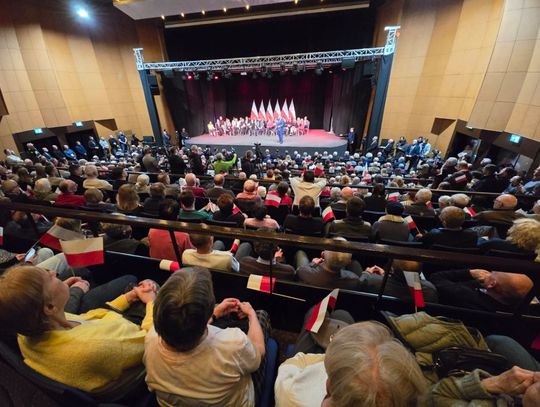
247, 274, 276, 294
463, 207, 476, 217
387, 192, 400, 202
265, 193, 281, 207
289, 99, 297, 121
362, 170, 372, 183
258, 100, 266, 121
455, 173, 467, 183
160, 259, 180, 272
404, 216, 417, 230
274, 100, 281, 120
250, 100, 258, 120
230, 239, 240, 254
305, 289, 339, 333
39, 224, 85, 251
0, 226, 3, 246
426, 201, 433, 208
233, 204, 241, 215
266, 100, 274, 122
403, 271, 425, 308
322, 206, 335, 223
531, 333, 540, 350
314, 166, 324, 177
60, 237, 104, 268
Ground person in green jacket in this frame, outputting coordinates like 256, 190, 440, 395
212, 152, 237, 174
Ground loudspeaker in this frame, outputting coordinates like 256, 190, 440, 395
341, 57, 356, 70
147, 75, 160, 95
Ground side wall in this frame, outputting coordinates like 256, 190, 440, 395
0, 0, 169, 154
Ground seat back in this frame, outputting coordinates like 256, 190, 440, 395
489, 221, 512, 239
379, 239, 423, 248
267, 205, 290, 225
488, 249, 536, 261
431, 244, 481, 254
204, 219, 239, 228
362, 211, 385, 224
234, 198, 258, 217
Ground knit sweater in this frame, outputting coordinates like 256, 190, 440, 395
18, 295, 153, 393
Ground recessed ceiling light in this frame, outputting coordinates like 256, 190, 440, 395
246, 4, 250, 10
160, 15, 165, 20
180, 12, 185, 17
223, 7, 227, 12
202, 10, 205, 15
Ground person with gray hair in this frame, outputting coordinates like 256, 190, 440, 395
436, 195, 451, 215
34, 178, 57, 201
82, 164, 112, 190
418, 206, 478, 248
403, 188, 435, 217
449, 193, 473, 219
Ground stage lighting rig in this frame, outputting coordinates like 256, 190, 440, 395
193, 71, 200, 80
280, 64, 286, 76
206, 72, 213, 81
315, 62, 324, 75
251, 69, 257, 79
292, 64, 299, 75
223, 68, 232, 79
180, 72, 187, 80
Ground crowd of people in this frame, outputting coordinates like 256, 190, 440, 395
0, 133, 540, 406
207, 115, 310, 137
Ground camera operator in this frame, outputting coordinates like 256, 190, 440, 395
241, 149, 257, 177
189, 145, 206, 176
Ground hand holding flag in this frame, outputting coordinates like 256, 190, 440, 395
160, 259, 180, 272
403, 271, 425, 311
322, 206, 335, 223
305, 289, 339, 333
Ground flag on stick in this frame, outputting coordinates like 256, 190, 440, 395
265, 193, 281, 207
60, 237, 104, 268
233, 204, 241, 215
250, 100, 258, 120
454, 173, 468, 183
426, 201, 433, 209
39, 225, 85, 251
305, 289, 339, 333
463, 207, 476, 217
322, 206, 335, 223
230, 239, 240, 254
404, 216, 418, 231
247, 274, 276, 294
0, 227, 3, 246
403, 271, 425, 309
387, 192, 400, 202
160, 259, 180, 272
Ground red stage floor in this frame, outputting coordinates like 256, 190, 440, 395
188, 129, 347, 149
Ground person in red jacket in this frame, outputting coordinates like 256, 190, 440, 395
54, 180, 85, 207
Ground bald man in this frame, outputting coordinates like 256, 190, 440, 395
181, 173, 206, 197
474, 193, 524, 225
330, 187, 354, 212
430, 269, 533, 313
206, 174, 234, 200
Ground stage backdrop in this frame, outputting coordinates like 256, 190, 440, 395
161, 64, 373, 138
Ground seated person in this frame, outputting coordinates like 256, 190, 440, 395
148, 199, 193, 262
178, 190, 211, 220
363, 183, 387, 212
474, 194, 524, 225
327, 197, 372, 238
0, 265, 156, 395
329, 187, 354, 212
102, 222, 149, 257
54, 179, 85, 207
271, 181, 293, 207
239, 230, 295, 280
450, 193, 473, 219
34, 178, 57, 201
115, 184, 143, 215
429, 268, 533, 312
108, 166, 128, 190
142, 182, 166, 215
2, 179, 31, 203
134, 174, 150, 194
244, 205, 280, 230
83, 188, 115, 212
371, 201, 410, 242
403, 188, 435, 217
236, 179, 261, 202
479, 218, 540, 259
157, 173, 179, 199
296, 242, 361, 290
435, 195, 451, 216
144, 267, 268, 406
206, 174, 235, 200
212, 193, 246, 227
283, 196, 324, 236
418, 206, 478, 248
182, 233, 251, 272
181, 173, 206, 198
82, 164, 112, 190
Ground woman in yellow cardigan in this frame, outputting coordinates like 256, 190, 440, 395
0, 265, 156, 396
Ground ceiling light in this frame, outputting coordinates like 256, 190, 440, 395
294, 0, 299, 4
246, 4, 250, 10
223, 7, 227, 12
77, 8, 89, 18
180, 12, 185, 17
202, 10, 206, 15
160, 15, 165, 20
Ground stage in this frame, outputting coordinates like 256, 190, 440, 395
185, 129, 347, 156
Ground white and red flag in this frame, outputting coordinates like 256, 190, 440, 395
233, 204, 242, 215
463, 207, 476, 217
265, 193, 281, 207
247, 274, 276, 294
274, 100, 281, 120
258, 100, 266, 121
387, 192, 400, 202
454, 173, 468, 184
39, 224, 85, 251
230, 239, 240, 254
361, 170, 372, 183
305, 289, 339, 333
403, 271, 425, 309
250, 100, 258, 120
426, 201, 433, 209
0, 227, 3, 246
266, 100, 274, 122
289, 99, 297, 121
160, 259, 180, 272
60, 237, 104, 268
322, 206, 335, 223
282, 100, 290, 122
404, 216, 417, 231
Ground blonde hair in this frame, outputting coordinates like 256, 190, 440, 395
34, 178, 52, 193
323, 237, 352, 272
325, 321, 427, 407
116, 184, 140, 211
84, 165, 98, 178
507, 218, 540, 251
135, 174, 150, 192
0, 266, 49, 337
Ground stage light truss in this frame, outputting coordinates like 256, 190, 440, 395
134, 26, 400, 73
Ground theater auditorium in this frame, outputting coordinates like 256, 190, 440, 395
1, 0, 540, 405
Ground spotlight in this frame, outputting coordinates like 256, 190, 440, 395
161, 15, 165, 20
180, 12, 185, 17
77, 8, 89, 18
251, 69, 257, 79
292, 64, 298, 75
246, 4, 250, 11
315, 62, 324, 75
280, 64, 286, 76
214, 74, 219, 80
267, 70, 273, 79
181, 72, 187, 80
223, 68, 232, 79
202, 10, 206, 15
223, 7, 227, 12
187, 73, 193, 80
206, 72, 213, 81
294, 0, 299, 4
193, 71, 200, 80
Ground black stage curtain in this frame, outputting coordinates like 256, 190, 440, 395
162, 65, 373, 138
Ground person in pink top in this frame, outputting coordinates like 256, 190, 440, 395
244, 205, 280, 231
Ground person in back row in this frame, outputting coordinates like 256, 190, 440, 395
327, 197, 371, 239
178, 190, 212, 220
290, 170, 327, 207
144, 267, 269, 407
371, 201, 410, 242
0, 265, 156, 396
283, 195, 324, 236
418, 206, 478, 248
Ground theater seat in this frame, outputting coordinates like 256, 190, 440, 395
487, 249, 536, 261
430, 244, 481, 254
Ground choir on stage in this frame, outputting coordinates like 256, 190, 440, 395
207, 116, 310, 137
